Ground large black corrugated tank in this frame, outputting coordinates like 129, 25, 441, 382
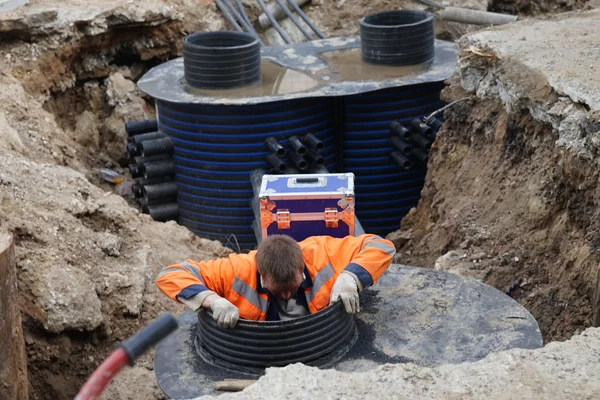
156, 97, 336, 249
342, 81, 445, 236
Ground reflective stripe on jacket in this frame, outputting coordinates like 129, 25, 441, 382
155, 234, 396, 321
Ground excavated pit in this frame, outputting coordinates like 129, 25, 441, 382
0, 1, 598, 400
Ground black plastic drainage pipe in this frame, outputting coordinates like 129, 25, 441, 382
140, 137, 174, 157
215, 0, 244, 32
360, 10, 435, 66
391, 151, 413, 170
183, 31, 261, 90
265, 137, 286, 157
390, 136, 412, 155
143, 182, 179, 201
128, 131, 164, 147
143, 160, 175, 179
427, 116, 444, 132
390, 120, 412, 140
410, 133, 432, 152
256, 0, 292, 44
288, 135, 306, 155
148, 203, 179, 222
266, 153, 287, 172
410, 118, 435, 140
288, 151, 308, 171
304, 133, 324, 150
125, 119, 158, 137
274, 0, 315, 40
286, 0, 325, 39
134, 154, 172, 168
305, 148, 324, 166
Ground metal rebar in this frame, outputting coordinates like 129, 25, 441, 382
223, 0, 265, 46
285, 0, 325, 39
273, 0, 314, 40
256, 0, 292, 44
216, 0, 244, 32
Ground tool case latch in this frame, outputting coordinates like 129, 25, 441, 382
276, 210, 291, 229
324, 208, 339, 228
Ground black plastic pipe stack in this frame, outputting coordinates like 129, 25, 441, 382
183, 31, 261, 90
359, 10, 435, 66
125, 119, 178, 222
388, 117, 443, 170
263, 132, 327, 175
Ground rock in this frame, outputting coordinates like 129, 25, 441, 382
434, 250, 488, 281
83, 80, 106, 112
33, 265, 103, 333
99, 114, 128, 164
96, 272, 131, 296
95, 232, 122, 257
386, 229, 413, 249
196, 327, 600, 400
105, 73, 137, 108
0, 112, 25, 154
74, 110, 100, 150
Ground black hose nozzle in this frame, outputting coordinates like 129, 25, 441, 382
118, 313, 178, 366
305, 148, 324, 165
265, 137, 285, 157
140, 137, 174, 157
410, 118, 435, 140
391, 151, 413, 170
288, 150, 308, 171
411, 148, 429, 165
304, 133, 324, 150
125, 120, 159, 137
409, 133, 432, 152
390, 136, 412, 155
288, 136, 306, 155
143, 160, 175, 179
266, 153, 287, 172
390, 121, 411, 140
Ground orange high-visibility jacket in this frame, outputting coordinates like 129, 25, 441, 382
155, 234, 396, 321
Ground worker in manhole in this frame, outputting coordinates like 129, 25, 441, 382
155, 234, 395, 327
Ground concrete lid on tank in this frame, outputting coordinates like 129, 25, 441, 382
153, 264, 543, 399
137, 35, 458, 105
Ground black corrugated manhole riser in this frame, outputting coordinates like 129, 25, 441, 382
195, 301, 358, 376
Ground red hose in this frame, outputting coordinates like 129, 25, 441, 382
74, 348, 130, 400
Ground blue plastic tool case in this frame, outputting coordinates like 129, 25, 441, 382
255, 173, 356, 243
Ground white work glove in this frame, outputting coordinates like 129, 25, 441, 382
330, 271, 362, 314
210, 297, 240, 328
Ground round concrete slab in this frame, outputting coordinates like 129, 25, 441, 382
154, 264, 542, 399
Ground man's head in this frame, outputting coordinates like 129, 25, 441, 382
256, 235, 304, 300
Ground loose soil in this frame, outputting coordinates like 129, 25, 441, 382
0, 0, 596, 399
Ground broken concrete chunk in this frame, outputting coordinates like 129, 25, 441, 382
74, 110, 100, 149
35, 265, 103, 333
95, 232, 122, 257
434, 250, 488, 281
105, 72, 137, 108
0, 112, 25, 154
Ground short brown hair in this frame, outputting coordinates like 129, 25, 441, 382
256, 235, 304, 285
